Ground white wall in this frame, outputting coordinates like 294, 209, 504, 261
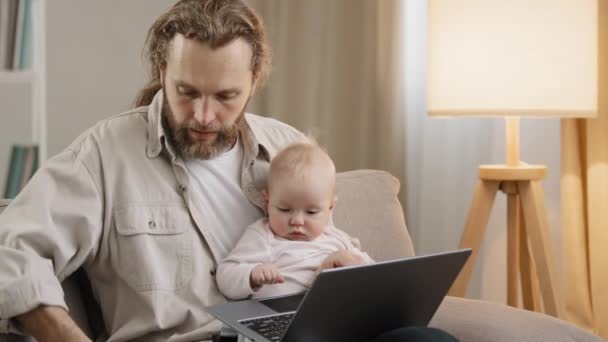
46, 1, 175, 156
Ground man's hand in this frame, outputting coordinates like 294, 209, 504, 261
16, 305, 91, 342
317, 250, 365, 272
250, 264, 285, 288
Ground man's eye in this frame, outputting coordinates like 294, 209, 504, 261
216, 92, 238, 101
177, 87, 197, 97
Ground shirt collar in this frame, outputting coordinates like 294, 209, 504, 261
146, 90, 166, 158
145, 90, 270, 163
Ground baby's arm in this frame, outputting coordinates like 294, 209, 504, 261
217, 226, 275, 300
334, 226, 375, 263
317, 250, 367, 271
317, 227, 375, 271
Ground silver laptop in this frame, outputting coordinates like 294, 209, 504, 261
207, 249, 471, 342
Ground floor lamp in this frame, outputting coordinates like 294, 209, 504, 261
428, 0, 599, 318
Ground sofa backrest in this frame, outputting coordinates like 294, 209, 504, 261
333, 170, 414, 260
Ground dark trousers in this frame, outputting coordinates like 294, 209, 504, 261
368, 327, 459, 342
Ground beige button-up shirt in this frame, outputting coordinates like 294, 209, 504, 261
0, 91, 306, 341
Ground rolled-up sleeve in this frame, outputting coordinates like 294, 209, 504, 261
0, 147, 102, 333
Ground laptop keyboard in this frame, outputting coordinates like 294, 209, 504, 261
240, 312, 295, 341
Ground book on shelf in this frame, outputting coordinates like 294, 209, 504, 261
3, 144, 39, 199
0, 0, 32, 71
19, 144, 36, 188
19, 0, 32, 69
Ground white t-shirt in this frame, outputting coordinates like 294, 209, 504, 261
185, 139, 263, 259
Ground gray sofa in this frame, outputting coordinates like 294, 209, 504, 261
0, 170, 605, 341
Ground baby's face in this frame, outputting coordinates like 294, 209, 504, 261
265, 171, 335, 241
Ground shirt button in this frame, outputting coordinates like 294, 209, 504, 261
148, 220, 156, 229
178, 184, 187, 192
209, 268, 216, 276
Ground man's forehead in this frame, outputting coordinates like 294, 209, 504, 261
164, 34, 254, 91
166, 34, 253, 69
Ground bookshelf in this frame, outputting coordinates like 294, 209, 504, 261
0, 0, 46, 196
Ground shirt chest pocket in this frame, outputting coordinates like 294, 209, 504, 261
112, 205, 193, 291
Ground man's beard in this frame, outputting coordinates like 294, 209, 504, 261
161, 90, 244, 160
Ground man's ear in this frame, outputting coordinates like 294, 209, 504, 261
159, 65, 166, 87
250, 78, 258, 97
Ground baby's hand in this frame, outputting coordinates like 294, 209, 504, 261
317, 250, 365, 272
250, 264, 285, 288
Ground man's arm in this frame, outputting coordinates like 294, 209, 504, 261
0, 149, 103, 336
16, 306, 90, 342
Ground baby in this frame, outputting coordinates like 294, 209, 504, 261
217, 141, 373, 300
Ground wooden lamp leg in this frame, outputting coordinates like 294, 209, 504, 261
507, 192, 521, 307
448, 179, 500, 297
519, 202, 541, 311
518, 180, 561, 317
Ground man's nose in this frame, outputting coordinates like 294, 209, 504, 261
193, 97, 217, 125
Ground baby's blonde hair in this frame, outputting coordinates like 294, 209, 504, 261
268, 140, 336, 194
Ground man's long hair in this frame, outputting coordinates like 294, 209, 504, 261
134, 0, 271, 107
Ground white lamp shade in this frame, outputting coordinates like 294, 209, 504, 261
428, 0, 598, 117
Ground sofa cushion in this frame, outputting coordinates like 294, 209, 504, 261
333, 170, 415, 260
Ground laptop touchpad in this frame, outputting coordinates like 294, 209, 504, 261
258, 292, 306, 313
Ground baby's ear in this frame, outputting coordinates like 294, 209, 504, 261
329, 195, 338, 211
262, 190, 270, 217
262, 190, 270, 207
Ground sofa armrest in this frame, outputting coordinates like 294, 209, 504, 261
431, 296, 605, 342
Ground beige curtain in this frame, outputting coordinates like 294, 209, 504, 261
560, 0, 608, 337
247, 0, 407, 191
